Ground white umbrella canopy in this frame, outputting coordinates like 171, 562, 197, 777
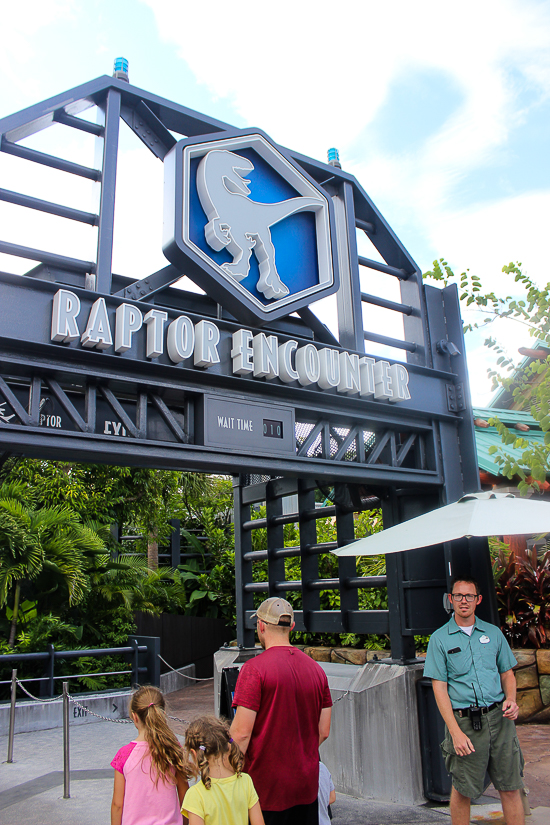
332, 491, 550, 558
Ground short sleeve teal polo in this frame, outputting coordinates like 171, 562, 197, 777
423, 615, 517, 708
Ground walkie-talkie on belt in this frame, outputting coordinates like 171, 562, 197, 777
469, 683, 482, 731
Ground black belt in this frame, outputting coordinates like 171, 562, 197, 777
454, 701, 500, 718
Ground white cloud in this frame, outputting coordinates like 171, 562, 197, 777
141, 0, 550, 166
428, 191, 550, 289
465, 342, 498, 407
0, 2, 75, 103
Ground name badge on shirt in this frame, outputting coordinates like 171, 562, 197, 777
479, 635, 490, 644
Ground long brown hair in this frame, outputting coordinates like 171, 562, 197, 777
184, 715, 243, 790
129, 685, 189, 785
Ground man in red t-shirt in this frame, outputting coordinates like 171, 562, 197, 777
230, 597, 332, 825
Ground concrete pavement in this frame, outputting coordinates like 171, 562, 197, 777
0, 681, 548, 824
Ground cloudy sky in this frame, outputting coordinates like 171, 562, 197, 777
1, 0, 549, 404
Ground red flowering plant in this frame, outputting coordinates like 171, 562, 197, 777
493, 547, 550, 648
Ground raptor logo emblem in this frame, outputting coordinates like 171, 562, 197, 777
163, 130, 338, 326
197, 150, 324, 301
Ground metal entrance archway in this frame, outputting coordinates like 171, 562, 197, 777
0, 72, 497, 656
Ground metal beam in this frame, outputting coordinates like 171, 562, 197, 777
95, 89, 121, 294
297, 307, 340, 346
0, 377, 31, 425
334, 182, 364, 351
99, 386, 140, 438
358, 256, 411, 280
114, 264, 183, 300
234, 476, 255, 647
363, 330, 417, 352
121, 101, 177, 160
0, 138, 101, 181
0, 75, 232, 144
0, 241, 95, 273
150, 394, 187, 443
0, 188, 98, 225
53, 110, 104, 136
361, 292, 413, 316
356, 217, 375, 235
0, 424, 441, 484
44, 378, 88, 432
335, 482, 359, 630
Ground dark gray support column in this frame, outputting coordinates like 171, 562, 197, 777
169, 519, 180, 567
299, 481, 320, 631
41, 643, 55, 697
425, 283, 498, 624
266, 480, 285, 597
95, 89, 121, 295
382, 494, 416, 662
334, 182, 364, 351
386, 554, 416, 661
110, 523, 121, 561
441, 283, 481, 494
133, 635, 161, 686
85, 384, 96, 433
233, 475, 255, 647
442, 284, 498, 623
335, 483, 358, 632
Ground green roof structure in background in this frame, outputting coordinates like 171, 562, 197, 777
473, 407, 546, 475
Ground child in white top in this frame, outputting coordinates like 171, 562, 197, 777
181, 715, 264, 825
318, 761, 336, 825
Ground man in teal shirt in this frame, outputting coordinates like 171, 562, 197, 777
424, 576, 524, 825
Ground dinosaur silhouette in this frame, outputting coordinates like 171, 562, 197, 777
197, 149, 323, 300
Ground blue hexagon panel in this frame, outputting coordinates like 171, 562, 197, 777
163, 129, 338, 325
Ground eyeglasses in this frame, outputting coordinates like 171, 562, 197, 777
451, 593, 478, 602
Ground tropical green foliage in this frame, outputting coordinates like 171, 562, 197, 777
424, 259, 550, 493
0, 480, 107, 645
1, 458, 189, 555
493, 547, 550, 648
175, 477, 236, 627
0, 460, 198, 697
178, 521, 236, 626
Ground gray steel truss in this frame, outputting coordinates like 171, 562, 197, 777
0, 75, 498, 657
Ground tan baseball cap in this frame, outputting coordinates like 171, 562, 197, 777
252, 597, 294, 627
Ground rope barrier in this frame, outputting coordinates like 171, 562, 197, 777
67, 694, 133, 723
66, 693, 190, 726
332, 689, 351, 704
158, 654, 214, 681
13, 678, 191, 725
15, 678, 63, 703
166, 713, 191, 724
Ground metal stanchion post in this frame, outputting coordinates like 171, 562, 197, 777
63, 682, 70, 799
6, 669, 17, 763
131, 637, 139, 687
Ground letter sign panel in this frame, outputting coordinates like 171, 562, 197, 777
201, 395, 295, 456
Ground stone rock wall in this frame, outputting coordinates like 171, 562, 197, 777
514, 649, 550, 722
303, 646, 391, 666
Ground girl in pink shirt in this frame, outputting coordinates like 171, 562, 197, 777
111, 686, 189, 825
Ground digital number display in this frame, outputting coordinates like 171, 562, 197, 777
263, 419, 283, 439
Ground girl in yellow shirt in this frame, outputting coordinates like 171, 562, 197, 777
182, 715, 264, 825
